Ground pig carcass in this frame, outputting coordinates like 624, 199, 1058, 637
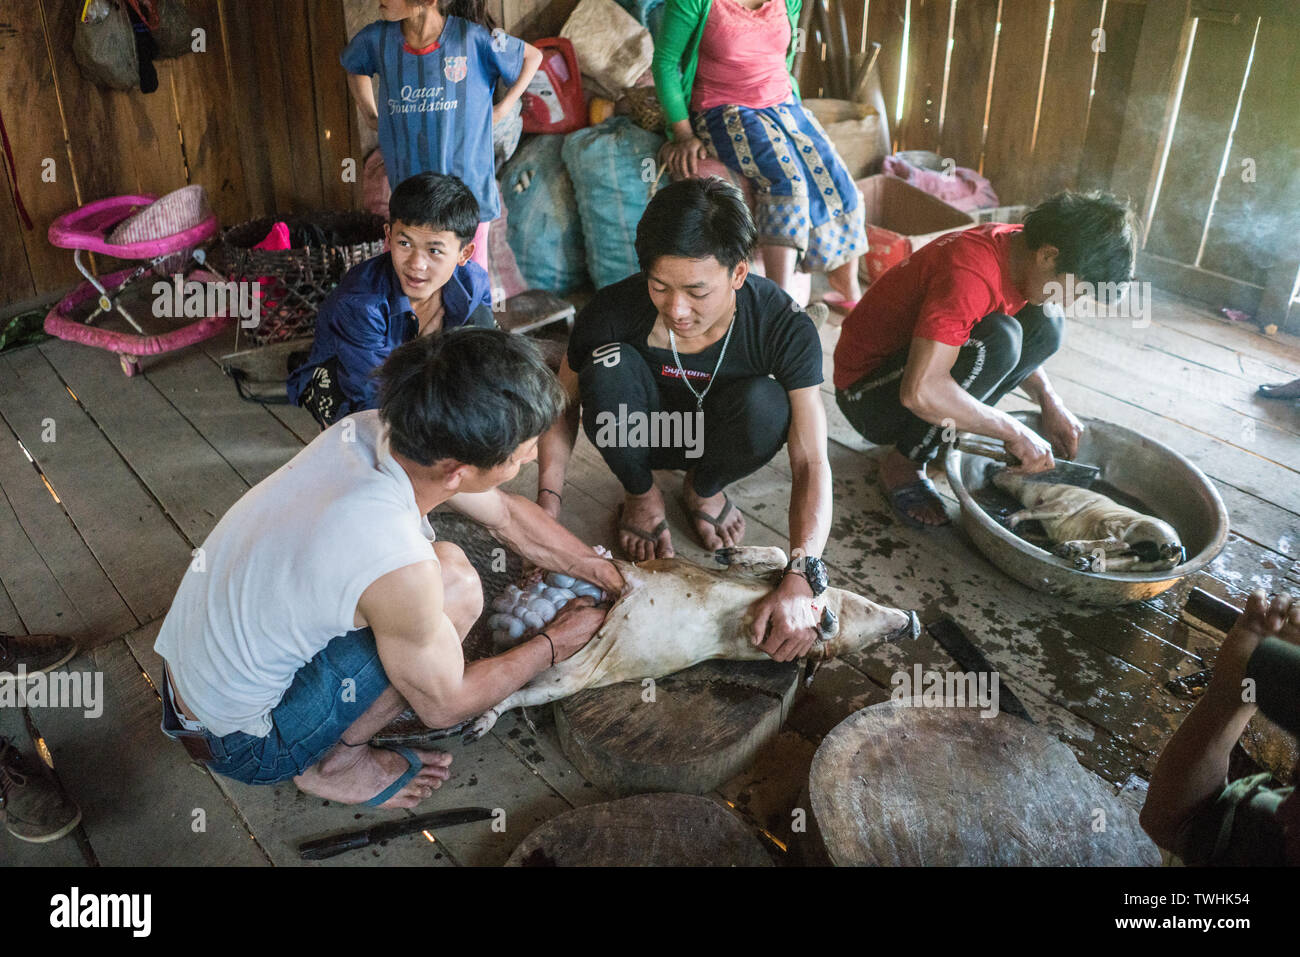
992, 470, 1185, 572
465, 546, 919, 740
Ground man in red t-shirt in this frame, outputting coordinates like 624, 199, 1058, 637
833, 192, 1136, 527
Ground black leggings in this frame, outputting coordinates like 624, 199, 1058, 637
835, 305, 1064, 463
578, 343, 790, 498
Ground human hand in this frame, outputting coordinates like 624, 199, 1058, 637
541, 596, 608, 662
661, 135, 709, 180
571, 557, 623, 597
1039, 397, 1084, 459
1005, 423, 1056, 474
749, 574, 821, 663
1208, 589, 1298, 704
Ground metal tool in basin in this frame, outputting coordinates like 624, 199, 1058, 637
954, 435, 1100, 488
945, 411, 1229, 606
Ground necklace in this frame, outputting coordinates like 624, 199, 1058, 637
668, 308, 737, 410
415, 294, 445, 337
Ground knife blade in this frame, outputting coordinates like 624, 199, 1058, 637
954, 437, 1100, 489
925, 616, 1034, 723
298, 806, 495, 861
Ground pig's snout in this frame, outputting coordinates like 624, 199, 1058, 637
888, 610, 921, 643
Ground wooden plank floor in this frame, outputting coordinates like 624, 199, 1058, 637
1, 287, 1297, 865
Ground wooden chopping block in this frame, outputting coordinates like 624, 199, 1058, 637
506, 792, 773, 866
808, 699, 1162, 866
555, 658, 799, 797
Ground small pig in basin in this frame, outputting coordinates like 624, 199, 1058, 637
992, 470, 1185, 573
465, 546, 920, 740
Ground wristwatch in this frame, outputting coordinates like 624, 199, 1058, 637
785, 554, 828, 597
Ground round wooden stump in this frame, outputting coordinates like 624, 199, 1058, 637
809, 699, 1161, 866
506, 793, 773, 866
555, 658, 799, 796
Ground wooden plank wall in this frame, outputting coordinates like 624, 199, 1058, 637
0, 0, 360, 305
797, 0, 1150, 208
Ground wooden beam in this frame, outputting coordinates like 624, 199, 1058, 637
2, 2, 85, 294
1107, 0, 1193, 220
1137, 250, 1264, 313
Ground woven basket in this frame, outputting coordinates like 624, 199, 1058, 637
213, 211, 386, 345
617, 86, 665, 134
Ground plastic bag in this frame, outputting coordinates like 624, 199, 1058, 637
73, 0, 139, 91
501, 135, 588, 294
562, 117, 667, 289
560, 0, 654, 96
153, 0, 201, 59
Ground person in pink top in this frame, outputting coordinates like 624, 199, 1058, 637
653, 0, 867, 312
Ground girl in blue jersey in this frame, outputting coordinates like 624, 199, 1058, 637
344, 0, 542, 271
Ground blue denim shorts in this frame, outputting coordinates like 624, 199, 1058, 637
202, 628, 391, 785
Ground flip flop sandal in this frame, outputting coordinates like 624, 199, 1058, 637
822, 291, 861, 315
364, 747, 424, 807
1257, 382, 1300, 400
687, 493, 740, 548
614, 503, 669, 560
886, 477, 950, 529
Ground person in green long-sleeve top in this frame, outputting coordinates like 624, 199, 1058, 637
651, 0, 867, 312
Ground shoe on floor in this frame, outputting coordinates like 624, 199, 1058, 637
0, 735, 82, 843
0, 633, 78, 686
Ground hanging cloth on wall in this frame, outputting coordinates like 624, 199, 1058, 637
123, 0, 160, 30
125, 1, 160, 94
0, 106, 33, 230
72, 0, 194, 92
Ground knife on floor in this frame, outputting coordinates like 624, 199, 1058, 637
925, 616, 1035, 723
298, 806, 494, 861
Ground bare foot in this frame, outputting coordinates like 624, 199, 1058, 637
826, 260, 863, 309
880, 449, 948, 526
293, 744, 453, 809
683, 475, 746, 550
1258, 377, 1300, 400
617, 486, 673, 561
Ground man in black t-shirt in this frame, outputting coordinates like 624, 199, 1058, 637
537, 177, 835, 662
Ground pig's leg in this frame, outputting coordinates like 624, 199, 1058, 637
1006, 509, 1063, 529
714, 545, 788, 575
461, 665, 592, 743
1102, 554, 1179, 573
1053, 537, 1126, 571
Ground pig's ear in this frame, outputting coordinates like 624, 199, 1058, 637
818, 606, 839, 639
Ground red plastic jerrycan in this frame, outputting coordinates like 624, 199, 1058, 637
522, 38, 586, 134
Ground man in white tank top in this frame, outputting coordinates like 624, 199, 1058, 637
154, 329, 623, 808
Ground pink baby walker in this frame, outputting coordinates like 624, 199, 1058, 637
43, 186, 233, 376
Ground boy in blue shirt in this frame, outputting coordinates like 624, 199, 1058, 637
343, 0, 542, 270
288, 172, 496, 427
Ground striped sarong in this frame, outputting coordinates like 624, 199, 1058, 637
693, 100, 867, 272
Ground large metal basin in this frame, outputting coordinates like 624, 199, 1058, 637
945, 412, 1229, 606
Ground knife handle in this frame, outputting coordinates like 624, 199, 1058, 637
299, 831, 371, 861
954, 438, 1017, 465
1183, 587, 1241, 633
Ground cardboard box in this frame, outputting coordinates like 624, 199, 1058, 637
804, 99, 891, 180
971, 204, 1030, 225
856, 174, 977, 282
